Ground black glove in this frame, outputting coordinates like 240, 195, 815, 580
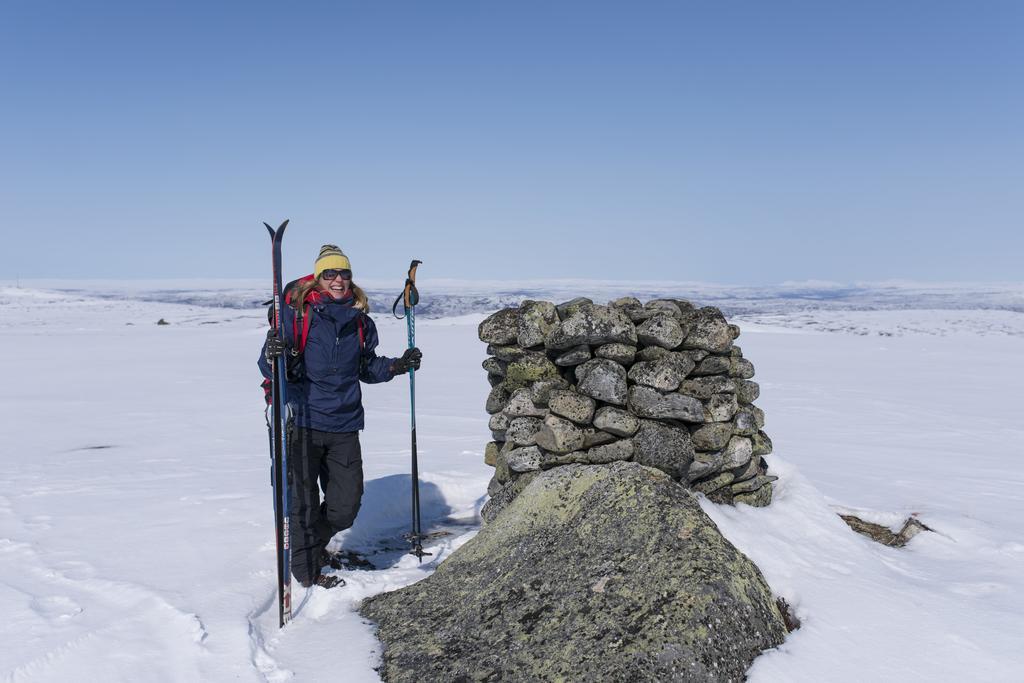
265, 330, 288, 364
392, 347, 423, 374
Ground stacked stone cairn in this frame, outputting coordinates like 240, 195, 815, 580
480, 297, 776, 508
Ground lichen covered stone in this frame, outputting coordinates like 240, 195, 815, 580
361, 463, 788, 683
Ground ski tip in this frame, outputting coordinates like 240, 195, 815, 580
264, 220, 289, 238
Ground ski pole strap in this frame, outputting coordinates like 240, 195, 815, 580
392, 259, 423, 319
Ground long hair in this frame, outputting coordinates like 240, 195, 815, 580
292, 276, 369, 313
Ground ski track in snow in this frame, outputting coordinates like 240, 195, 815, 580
1, 283, 1023, 681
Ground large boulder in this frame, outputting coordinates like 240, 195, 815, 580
361, 462, 787, 682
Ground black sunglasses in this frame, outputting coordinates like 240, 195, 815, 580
320, 269, 352, 281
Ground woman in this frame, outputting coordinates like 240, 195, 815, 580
259, 244, 422, 588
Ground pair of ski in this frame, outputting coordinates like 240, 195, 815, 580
264, 220, 428, 629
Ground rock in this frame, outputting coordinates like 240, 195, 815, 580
506, 417, 544, 446
636, 313, 686, 349
539, 449, 587, 469
678, 376, 737, 400
553, 344, 591, 366
687, 450, 724, 482
691, 354, 732, 377
722, 436, 754, 469
547, 389, 596, 425
486, 475, 502, 497
838, 514, 934, 548
734, 483, 773, 507
484, 441, 500, 467
693, 471, 735, 495
636, 346, 669, 361
505, 445, 543, 473
486, 344, 528, 362
486, 374, 503, 388
731, 454, 763, 483
494, 447, 511, 484
505, 352, 562, 389
685, 349, 710, 363
632, 420, 695, 479
584, 438, 634, 464
730, 357, 756, 379
608, 296, 642, 309
731, 474, 777, 494
526, 378, 570, 406
608, 298, 645, 323
703, 393, 739, 422
627, 359, 686, 391
593, 406, 640, 437
644, 299, 683, 318
478, 308, 519, 345
673, 299, 696, 313
485, 383, 511, 414
517, 300, 559, 348
594, 343, 637, 366
730, 345, 743, 359
503, 388, 547, 418
481, 357, 507, 377
728, 324, 741, 340
663, 351, 697, 378
488, 411, 510, 432
581, 428, 618, 448
682, 307, 733, 353
555, 296, 594, 320
545, 305, 637, 350
735, 379, 760, 404
479, 471, 540, 523
690, 422, 734, 451
575, 359, 628, 406
733, 408, 758, 436
361, 463, 787, 683
749, 404, 766, 429
751, 430, 773, 456
706, 486, 735, 505
534, 414, 585, 454
628, 386, 704, 422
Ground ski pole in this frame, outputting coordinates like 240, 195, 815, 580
393, 260, 430, 561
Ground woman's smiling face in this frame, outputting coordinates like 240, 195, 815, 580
318, 269, 352, 299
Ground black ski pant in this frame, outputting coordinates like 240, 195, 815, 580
287, 426, 363, 584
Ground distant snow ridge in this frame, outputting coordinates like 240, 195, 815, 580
13, 280, 1024, 335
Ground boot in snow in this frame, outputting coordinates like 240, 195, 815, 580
321, 548, 375, 570
301, 573, 346, 589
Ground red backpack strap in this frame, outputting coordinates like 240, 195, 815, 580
357, 316, 365, 350
296, 306, 312, 353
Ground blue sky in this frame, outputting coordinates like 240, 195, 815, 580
1, 1, 1021, 283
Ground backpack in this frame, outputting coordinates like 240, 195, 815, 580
264, 276, 366, 359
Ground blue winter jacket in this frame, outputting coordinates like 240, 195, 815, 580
259, 294, 398, 433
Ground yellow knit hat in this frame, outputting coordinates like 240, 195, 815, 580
314, 244, 352, 279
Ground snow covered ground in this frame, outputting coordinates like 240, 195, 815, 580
1, 283, 1022, 681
